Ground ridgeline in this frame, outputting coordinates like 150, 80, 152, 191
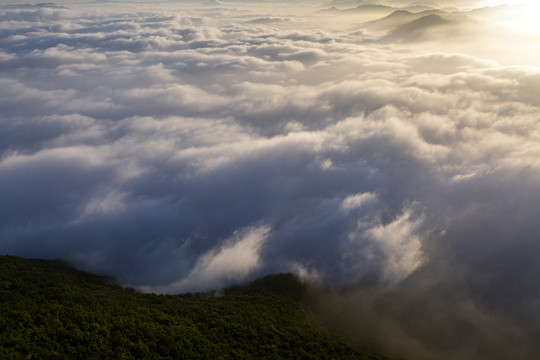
0, 255, 392, 360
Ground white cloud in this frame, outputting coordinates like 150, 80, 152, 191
365, 208, 425, 285
0, 0, 539, 315
143, 225, 270, 293
2, 2, 540, 356
341, 192, 378, 213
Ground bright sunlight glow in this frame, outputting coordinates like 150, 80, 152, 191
497, 1, 540, 34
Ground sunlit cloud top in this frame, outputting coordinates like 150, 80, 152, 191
2, 1, 540, 357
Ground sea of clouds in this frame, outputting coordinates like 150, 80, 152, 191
1, 1, 540, 358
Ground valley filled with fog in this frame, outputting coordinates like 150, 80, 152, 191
1, 1, 540, 358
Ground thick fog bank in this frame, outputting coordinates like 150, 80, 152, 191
1, 2, 540, 357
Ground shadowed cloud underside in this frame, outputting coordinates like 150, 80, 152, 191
1, 1, 540, 358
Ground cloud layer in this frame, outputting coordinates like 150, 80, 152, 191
1, 1, 540, 357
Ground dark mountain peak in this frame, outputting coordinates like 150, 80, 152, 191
385, 9, 414, 19
417, 9, 447, 16
355, 4, 394, 11
320, 4, 396, 15
382, 8, 447, 20
401, 14, 449, 30
318, 6, 340, 14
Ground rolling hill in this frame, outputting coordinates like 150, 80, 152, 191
0, 255, 393, 360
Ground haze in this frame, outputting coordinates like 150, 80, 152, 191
1, 1, 540, 358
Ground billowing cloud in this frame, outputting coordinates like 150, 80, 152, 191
1, 1, 540, 358
143, 225, 270, 293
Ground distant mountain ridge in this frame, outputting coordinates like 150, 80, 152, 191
363, 9, 448, 31
318, 4, 395, 15
319, 3, 436, 15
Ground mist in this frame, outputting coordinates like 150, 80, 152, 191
1, 0, 540, 358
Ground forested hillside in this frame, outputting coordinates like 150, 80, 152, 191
0, 255, 392, 360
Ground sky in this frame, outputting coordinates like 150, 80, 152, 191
1, 0, 540, 358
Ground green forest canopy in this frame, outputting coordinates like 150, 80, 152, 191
0, 255, 393, 360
